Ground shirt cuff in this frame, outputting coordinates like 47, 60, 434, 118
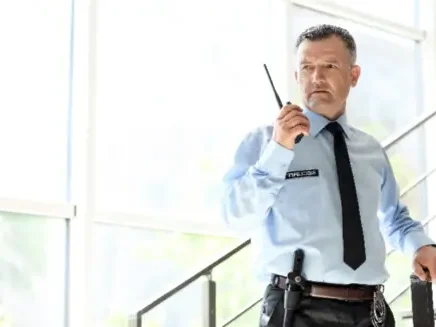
255, 140, 294, 178
402, 230, 435, 256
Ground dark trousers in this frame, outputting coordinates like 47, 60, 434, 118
259, 284, 396, 327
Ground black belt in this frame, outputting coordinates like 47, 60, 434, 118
271, 274, 376, 301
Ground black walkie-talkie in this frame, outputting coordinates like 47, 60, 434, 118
263, 64, 303, 144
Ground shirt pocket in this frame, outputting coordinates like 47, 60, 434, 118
276, 169, 323, 212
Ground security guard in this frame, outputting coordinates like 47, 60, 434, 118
221, 24, 436, 327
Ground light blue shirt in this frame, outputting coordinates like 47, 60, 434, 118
221, 108, 434, 285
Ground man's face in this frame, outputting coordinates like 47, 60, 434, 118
294, 35, 360, 118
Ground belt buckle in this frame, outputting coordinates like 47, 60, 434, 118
371, 285, 386, 327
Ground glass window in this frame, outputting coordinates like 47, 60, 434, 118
424, 118, 436, 232
326, 0, 417, 26
213, 246, 264, 324
386, 126, 428, 221
389, 287, 413, 326
139, 279, 205, 327
425, 180, 436, 240
224, 303, 262, 327
92, 223, 240, 327
94, 0, 274, 222
0, 212, 66, 327
384, 251, 413, 301
0, 0, 71, 201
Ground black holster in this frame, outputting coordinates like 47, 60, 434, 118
283, 249, 306, 327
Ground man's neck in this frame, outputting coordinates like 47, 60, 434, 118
309, 106, 345, 121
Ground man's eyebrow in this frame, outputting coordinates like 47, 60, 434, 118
300, 58, 341, 65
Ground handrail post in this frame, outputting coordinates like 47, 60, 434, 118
410, 274, 435, 326
136, 312, 142, 327
202, 272, 216, 327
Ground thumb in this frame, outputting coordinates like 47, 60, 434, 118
413, 261, 428, 281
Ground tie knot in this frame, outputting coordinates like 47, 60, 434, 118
325, 122, 343, 135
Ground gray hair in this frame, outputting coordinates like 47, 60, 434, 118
295, 24, 357, 64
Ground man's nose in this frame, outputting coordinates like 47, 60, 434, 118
311, 67, 326, 84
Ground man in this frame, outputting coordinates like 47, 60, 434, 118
221, 24, 436, 327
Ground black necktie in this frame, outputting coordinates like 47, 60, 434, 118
325, 122, 366, 270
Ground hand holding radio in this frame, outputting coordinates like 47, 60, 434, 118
263, 64, 306, 146
273, 102, 310, 150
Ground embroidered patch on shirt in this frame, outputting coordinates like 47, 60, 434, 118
285, 169, 319, 179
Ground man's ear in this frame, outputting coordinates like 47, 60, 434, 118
350, 65, 361, 87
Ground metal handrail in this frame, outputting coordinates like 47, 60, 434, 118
400, 167, 436, 199
221, 298, 263, 327
136, 239, 250, 317
382, 109, 436, 151
401, 311, 436, 320
135, 108, 436, 323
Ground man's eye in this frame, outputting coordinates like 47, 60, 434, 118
326, 64, 336, 69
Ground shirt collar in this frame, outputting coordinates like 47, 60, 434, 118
302, 107, 351, 138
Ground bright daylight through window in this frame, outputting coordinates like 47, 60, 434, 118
1, 0, 436, 326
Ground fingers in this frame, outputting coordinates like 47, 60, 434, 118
284, 117, 310, 134
279, 110, 310, 136
413, 261, 430, 281
426, 266, 436, 282
282, 113, 309, 126
274, 103, 310, 149
277, 105, 308, 125
293, 125, 310, 137
281, 110, 306, 123
277, 103, 302, 119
